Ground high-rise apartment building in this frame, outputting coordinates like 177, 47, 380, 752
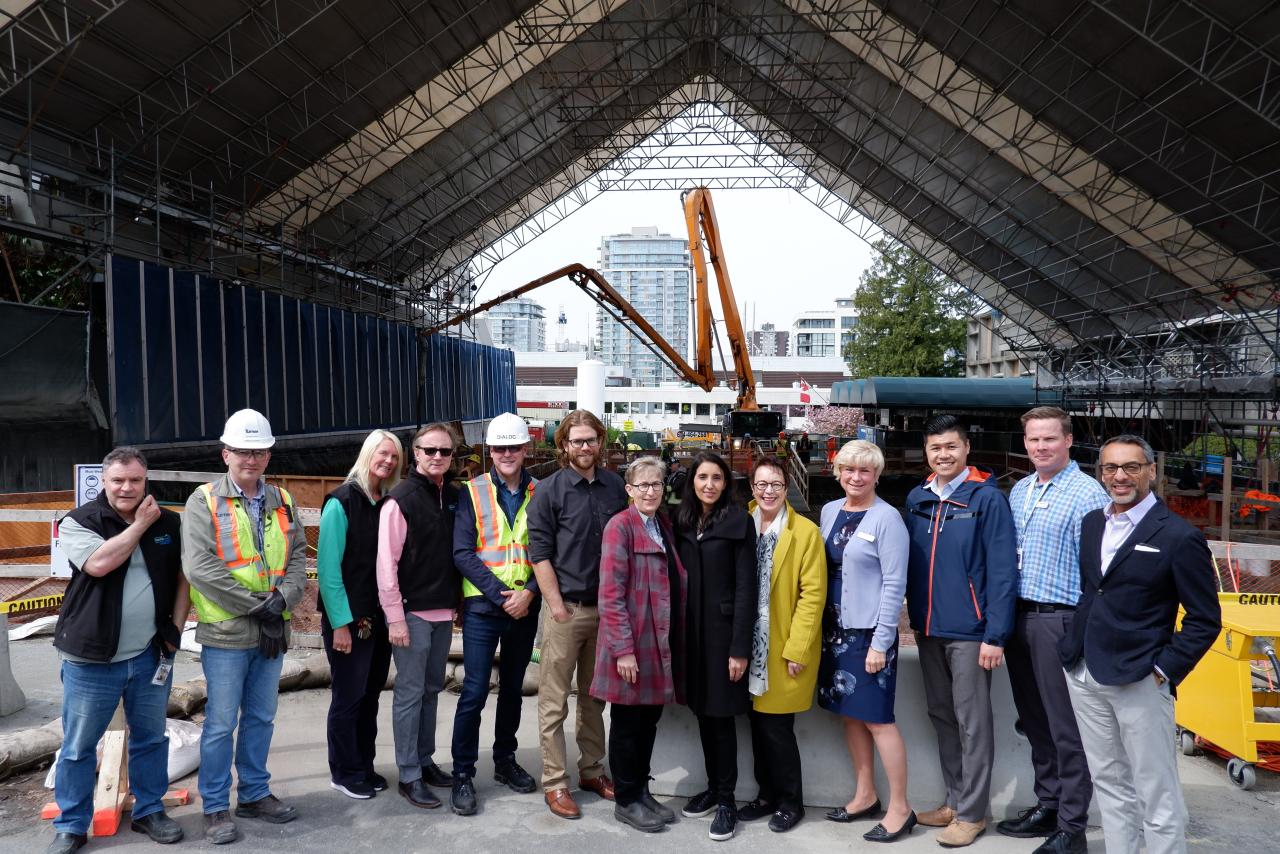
486, 296, 547, 352
749, 322, 789, 357
595, 226, 691, 386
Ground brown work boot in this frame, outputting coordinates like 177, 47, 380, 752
917, 805, 957, 827
545, 787, 581, 820
579, 774, 616, 801
938, 818, 988, 848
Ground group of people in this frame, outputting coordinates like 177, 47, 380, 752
47, 404, 1222, 854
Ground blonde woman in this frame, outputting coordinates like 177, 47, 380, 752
318, 429, 403, 799
819, 440, 915, 842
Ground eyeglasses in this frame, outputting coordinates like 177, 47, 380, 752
490, 445, 524, 455
1099, 462, 1149, 477
752, 481, 786, 494
566, 437, 599, 449
414, 446, 454, 457
226, 448, 269, 459
629, 482, 664, 494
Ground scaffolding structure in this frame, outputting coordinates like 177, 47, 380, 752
0, 0, 1274, 392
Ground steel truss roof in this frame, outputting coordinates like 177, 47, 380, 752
0, 0, 1276, 388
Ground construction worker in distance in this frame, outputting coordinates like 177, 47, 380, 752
448, 413, 541, 816
776, 430, 790, 458
182, 409, 308, 845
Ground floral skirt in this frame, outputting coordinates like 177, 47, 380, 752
817, 570, 899, 724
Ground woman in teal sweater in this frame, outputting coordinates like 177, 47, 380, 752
318, 429, 403, 799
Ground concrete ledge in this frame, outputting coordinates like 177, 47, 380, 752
649, 644, 1096, 821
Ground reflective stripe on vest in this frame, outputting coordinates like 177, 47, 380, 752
462, 473, 535, 599
189, 483, 295, 623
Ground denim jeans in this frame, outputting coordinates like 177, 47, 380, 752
55, 645, 171, 834
450, 609, 537, 780
199, 645, 284, 813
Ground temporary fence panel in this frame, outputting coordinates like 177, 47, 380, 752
108, 255, 514, 444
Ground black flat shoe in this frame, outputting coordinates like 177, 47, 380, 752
826, 799, 883, 823
864, 811, 917, 843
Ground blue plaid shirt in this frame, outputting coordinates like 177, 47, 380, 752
1009, 460, 1109, 605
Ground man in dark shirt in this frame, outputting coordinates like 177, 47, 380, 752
527, 409, 628, 819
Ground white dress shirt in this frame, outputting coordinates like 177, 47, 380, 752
1100, 490, 1157, 575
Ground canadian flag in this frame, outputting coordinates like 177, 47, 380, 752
799, 380, 811, 404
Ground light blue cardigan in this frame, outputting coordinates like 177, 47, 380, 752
819, 496, 910, 653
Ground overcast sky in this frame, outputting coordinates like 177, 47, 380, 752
479, 185, 881, 350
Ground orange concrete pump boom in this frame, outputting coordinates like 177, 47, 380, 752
681, 186, 761, 412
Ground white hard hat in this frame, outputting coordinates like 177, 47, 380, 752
220, 409, 275, 449
485, 412, 530, 446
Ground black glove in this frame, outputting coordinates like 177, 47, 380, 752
248, 591, 287, 659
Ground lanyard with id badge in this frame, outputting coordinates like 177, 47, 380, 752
152, 652, 174, 686
1017, 480, 1052, 570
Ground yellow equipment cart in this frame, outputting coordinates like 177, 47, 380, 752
1176, 593, 1280, 790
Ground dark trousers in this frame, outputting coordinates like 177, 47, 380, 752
917, 635, 993, 823
696, 713, 739, 806
450, 608, 538, 780
748, 710, 801, 811
608, 703, 664, 806
1006, 608, 1093, 833
322, 614, 392, 786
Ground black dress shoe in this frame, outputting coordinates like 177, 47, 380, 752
997, 804, 1058, 838
44, 832, 86, 854
768, 807, 804, 833
737, 798, 775, 821
1033, 830, 1088, 853
398, 779, 442, 808
451, 778, 478, 816
494, 761, 537, 794
421, 761, 453, 788
826, 799, 883, 822
864, 810, 918, 843
130, 811, 184, 843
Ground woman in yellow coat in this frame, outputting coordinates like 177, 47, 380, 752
736, 457, 826, 833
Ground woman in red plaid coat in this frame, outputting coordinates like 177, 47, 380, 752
591, 457, 687, 834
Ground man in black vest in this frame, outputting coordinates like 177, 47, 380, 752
48, 447, 189, 854
377, 422, 461, 809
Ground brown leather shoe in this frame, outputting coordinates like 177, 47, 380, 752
579, 774, 615, 801
917, 805, 957, 827
938, 819, 988, 848
545, 788, 581, 820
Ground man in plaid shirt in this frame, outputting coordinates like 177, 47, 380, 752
999, 407, 1108, 854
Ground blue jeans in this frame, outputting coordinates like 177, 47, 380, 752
55, 645, 171, 834
450, 609, 537, 780
199, 645, 284, 813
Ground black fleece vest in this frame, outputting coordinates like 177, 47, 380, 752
54, 492, 184, 661
386, 469, 460, 611
318, 482, 383, 622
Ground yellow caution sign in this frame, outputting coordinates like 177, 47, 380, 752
3, 592, 65, 616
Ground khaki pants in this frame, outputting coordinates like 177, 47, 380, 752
537, 603, 606, 791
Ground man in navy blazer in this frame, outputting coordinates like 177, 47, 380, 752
1058, 434, 1220, 854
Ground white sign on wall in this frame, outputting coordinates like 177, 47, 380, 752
75, 464, 103, 507
50, 520, 71, 578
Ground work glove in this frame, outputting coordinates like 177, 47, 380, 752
248, 590, 288, 659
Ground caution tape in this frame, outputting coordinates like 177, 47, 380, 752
3, 592, 65, 616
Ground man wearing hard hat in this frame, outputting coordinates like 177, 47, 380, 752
182, 409, 307, 844
447, 413, 541, 816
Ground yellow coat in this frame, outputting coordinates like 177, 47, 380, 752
748, 501, 827, 714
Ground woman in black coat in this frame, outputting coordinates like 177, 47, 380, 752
673, 451, 757, 842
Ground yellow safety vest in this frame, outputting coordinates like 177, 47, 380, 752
462, 473, 535, 599
189, 483, 295, 623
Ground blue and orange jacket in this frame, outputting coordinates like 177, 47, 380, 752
904, 466, 1018, 646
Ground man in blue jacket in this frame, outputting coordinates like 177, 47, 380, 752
905, 415, 1018, 848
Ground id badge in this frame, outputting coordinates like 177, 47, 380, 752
151, 655, 174, 687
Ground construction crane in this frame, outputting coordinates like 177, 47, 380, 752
427, 188, 783, 437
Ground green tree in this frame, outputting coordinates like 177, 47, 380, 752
843, 239, 976, 377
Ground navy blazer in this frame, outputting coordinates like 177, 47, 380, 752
1059, 497, 1220, 687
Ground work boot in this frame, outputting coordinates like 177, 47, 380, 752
235, 794, 297, 824
938, 818, 988, 848
494, 761, 537, 794
614, 801, 666, 833
44, 833, 86, 854
203, 811, 238, 845
451, 778, 478, 816
130, 811, 184, 843
640, 787, 676, 824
